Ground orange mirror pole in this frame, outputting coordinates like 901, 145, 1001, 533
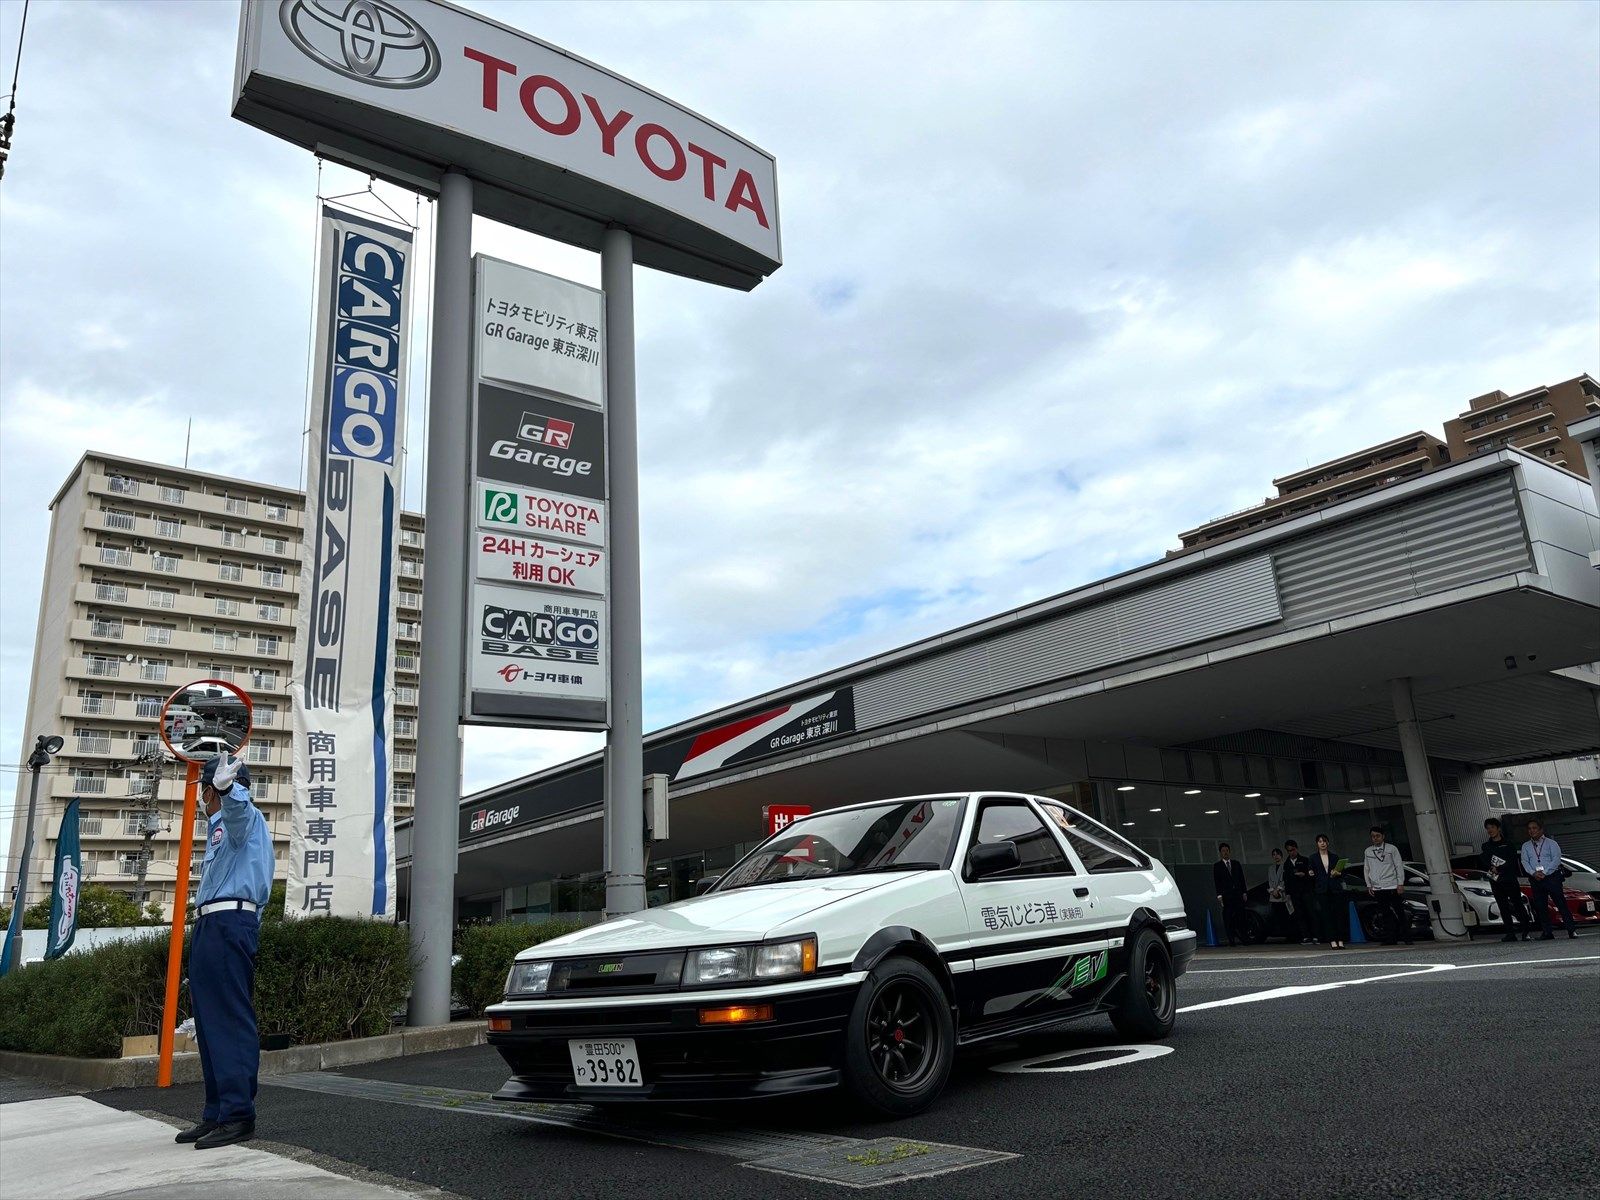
157, 760, 202, 1088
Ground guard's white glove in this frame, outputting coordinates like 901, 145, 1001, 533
210, 751, 242, 792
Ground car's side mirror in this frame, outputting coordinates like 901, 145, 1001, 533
966, 840, 1021, 880
696, 875, 722, 895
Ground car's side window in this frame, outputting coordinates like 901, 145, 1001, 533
967, 801, 1073, 879
1039, 803, 1150, 874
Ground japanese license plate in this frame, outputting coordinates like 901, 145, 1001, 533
568, 1038, 642, 1088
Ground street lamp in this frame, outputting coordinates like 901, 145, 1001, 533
3, 734, 67, 973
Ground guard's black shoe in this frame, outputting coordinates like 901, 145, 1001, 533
1539, 933, 1555, 941
1569, 931, 1579, 939
174, 1121, 217, 1144
194, 1121, 255, 1150
1501, 934, 1518, 942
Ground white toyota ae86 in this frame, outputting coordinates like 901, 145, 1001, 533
487, 792, 1195, 1115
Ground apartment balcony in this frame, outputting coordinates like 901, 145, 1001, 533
74, 582, 294, 628
87, 473, 304, 530
88, 509, 301, 562
64, 655, 289, 695
77, 547, 297, 594
1461, 406, 1548, 444
68, 620, 293, 663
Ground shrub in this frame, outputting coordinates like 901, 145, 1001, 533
453, 920, 581, 1016
0, 917, 412, 1058
0, 930, 172, 1058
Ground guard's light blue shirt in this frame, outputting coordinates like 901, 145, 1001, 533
197, 782, 274, 909
1520, 836, 1563, 878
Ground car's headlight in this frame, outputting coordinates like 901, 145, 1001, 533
756, 937, 818, 979
684, 937, 817, 986
1462, 886, 1492, 897
505, 961, 552, 995
685, 945, 753, 985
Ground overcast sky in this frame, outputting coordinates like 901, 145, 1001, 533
1, 0, 1596, 819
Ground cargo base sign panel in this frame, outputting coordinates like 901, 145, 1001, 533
470, 583, 607, 723
466, 255, 610, 730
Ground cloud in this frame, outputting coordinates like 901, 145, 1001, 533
1, 0, 1596, 808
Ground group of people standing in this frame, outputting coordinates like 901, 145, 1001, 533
1215, 832, 1373, 948
1482, 815, 1579, 940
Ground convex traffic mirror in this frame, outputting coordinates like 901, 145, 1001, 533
158, 679, 253, 764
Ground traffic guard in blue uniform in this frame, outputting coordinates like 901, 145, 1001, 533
176, 751, 273, 1149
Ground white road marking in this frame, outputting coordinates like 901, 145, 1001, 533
991, 1044, 1174, 1074
1180, 955, 1600, 1012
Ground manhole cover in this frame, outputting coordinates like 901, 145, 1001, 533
746, 1138, 1016, 1188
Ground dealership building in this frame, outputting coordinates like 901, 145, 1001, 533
398, 443, 1600, 930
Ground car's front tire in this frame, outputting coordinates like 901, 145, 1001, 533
842, 955, 954, 1117
1109, 929, 1176, 1040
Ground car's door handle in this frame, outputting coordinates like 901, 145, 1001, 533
1074, 887, 1090, 898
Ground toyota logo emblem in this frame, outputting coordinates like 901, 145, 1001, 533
279, 0, 441, 89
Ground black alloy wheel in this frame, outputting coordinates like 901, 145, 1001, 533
866, 980, 938, 1092
842, 956, 954, 1117
1109, 928, 1176, 1040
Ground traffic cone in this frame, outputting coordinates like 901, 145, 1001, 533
1205, 911, 1219, 947
1347, 901, 1367, 944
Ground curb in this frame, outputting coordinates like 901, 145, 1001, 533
0, 1020, 486, 1090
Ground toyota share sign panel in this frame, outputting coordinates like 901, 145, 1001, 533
234, 0, 781, 289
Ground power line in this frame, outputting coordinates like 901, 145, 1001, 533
0, 0, 30, 182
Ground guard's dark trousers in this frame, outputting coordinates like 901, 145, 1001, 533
190, 909, 260, 1124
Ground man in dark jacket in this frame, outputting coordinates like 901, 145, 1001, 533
1283, 839, 1315, 944
1482, 818, 1530, 942
1213, 843, 1249, 946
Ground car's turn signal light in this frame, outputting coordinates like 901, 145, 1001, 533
697, 1004, 775, 1025
487, 1017, 511, 1031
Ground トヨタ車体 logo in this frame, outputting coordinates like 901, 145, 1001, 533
279, 0, 441, 89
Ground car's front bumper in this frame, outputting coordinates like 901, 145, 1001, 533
488, 979, 860, 1104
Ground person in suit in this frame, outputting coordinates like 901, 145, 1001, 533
1283, 839, 1315, 944
1308, 833, 1347, 949
1213, 843, 1249, 946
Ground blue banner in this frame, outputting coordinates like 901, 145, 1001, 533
45, 799, 82, 960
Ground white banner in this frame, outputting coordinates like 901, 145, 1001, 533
287, 205, 412, 920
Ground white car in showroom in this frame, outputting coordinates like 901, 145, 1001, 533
487, 792, 1195, 1116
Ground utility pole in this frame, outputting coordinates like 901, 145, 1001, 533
129, 741, 166, 911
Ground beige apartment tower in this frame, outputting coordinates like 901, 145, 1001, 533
4, 453, 422, 920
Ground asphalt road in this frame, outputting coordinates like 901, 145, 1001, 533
97, 937, 1600, 1199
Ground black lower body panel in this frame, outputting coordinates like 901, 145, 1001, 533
489, 984, 856, 1104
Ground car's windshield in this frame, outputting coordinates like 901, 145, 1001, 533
716, 797, 965, 890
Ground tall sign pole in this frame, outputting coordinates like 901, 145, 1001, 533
232, 0, 781, 1025
410, 168, 474, 1028
601, 227, 644, 916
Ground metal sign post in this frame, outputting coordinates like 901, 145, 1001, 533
408, 168, 474, 1029
601, 227, 644, 916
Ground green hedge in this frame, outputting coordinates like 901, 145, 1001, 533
453, 921, 581, 1016
0, 917, 412, 1059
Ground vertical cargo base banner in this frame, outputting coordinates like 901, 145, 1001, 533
288, 205, 412, 921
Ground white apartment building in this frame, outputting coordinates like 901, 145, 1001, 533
5, 452, 424, 919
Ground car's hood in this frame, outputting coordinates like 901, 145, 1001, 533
519, 875, 915, 958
